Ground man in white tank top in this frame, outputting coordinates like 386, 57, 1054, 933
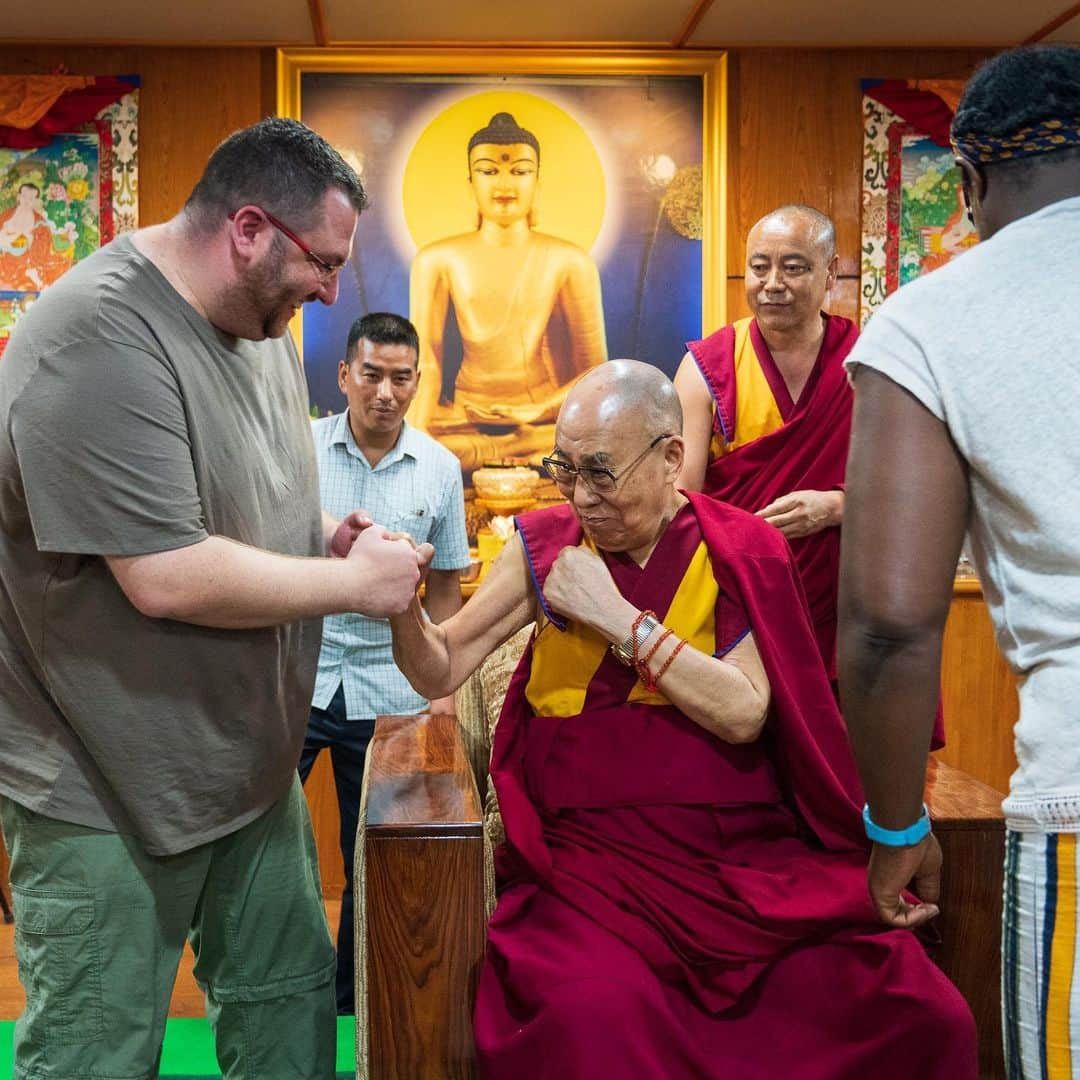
839, 44, 1080, 1076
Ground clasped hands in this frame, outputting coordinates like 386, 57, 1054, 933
330, 509, 434, 616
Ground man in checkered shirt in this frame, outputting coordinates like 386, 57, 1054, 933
301, 311, 470, 1013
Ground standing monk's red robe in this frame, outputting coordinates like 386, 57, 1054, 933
474, 492, 975, 1080
688, 315, 945, 746
687, 314, 855, 680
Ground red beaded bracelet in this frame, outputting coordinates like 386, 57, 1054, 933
652, 637, 688, 689
635, 627, 672, 690
641, 627, 672, 669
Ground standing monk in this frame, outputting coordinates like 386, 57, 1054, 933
674, 205, 851, 679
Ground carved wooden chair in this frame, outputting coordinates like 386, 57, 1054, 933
354, 628, 1006, 1080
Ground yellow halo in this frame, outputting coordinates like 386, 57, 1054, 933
402, 90, 606, 254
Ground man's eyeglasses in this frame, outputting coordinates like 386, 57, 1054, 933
234, 208, 346, 281
542, 434, 672, 495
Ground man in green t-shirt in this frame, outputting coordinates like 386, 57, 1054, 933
0, 117, 429, 1079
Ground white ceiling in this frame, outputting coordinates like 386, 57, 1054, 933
1, 0, 1077, 47
693, 0, 1080, 47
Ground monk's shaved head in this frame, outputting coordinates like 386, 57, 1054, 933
559, 359, 683, 439
744, 205, 838, 333
749, 204, 836, 261
552, 360, 687, 556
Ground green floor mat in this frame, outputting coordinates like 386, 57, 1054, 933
0, 1016, 356, 1077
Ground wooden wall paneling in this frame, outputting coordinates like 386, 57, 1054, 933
937, 586, 1019, 795
728, 50, 858, 275
0, 922, 21, 1020
0, 45, 269, 225
137, 48, 268, 222
723, 278, 752, 322
722, 45, 741, 274
725, 49, 993, 281
827, 275, 860, 321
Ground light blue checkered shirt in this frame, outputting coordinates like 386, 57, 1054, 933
310, 412, 470, 720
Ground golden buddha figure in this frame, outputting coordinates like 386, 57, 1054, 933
408, 112, 608, 475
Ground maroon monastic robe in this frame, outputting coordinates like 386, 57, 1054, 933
687, 315, 857, 679
474, 493, 974, 1079
689, 317, 946, 747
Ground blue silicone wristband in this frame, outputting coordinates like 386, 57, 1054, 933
862, 803, 931, 846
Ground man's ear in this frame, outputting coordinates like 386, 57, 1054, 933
338, 357, 350, 394
229, 205, 270, 262
955, 156, 985, 220
825, 252, 840, 292
665, 436, 686, 482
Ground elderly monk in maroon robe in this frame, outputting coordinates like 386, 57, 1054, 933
389, 360, 975, 1079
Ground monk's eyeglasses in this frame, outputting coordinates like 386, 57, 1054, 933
542, 434, 672, 496
231, 208, 346, 281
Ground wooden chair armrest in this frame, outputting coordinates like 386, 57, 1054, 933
366, 712, 484, 834
924, 755, 1006, 830
362, 713, 486, 1080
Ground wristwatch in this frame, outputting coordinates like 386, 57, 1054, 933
610, 613, 661, 667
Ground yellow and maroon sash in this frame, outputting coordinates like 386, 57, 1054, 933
687, 314, 857, 678
708, 317, 785, 458
524, 532, 722, 717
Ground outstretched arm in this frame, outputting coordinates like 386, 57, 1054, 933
107, 525, 429, 629
838, 366, 969, 928
423, 567, 465, 714
673, 351, 714, 492
390, 533, 537, 701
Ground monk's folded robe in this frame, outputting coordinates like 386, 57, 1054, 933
475, 492, 975, 1080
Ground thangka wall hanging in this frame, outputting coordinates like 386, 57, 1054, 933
859, 79, 974, 325
0, 75, 139, 355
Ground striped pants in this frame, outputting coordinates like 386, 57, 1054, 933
1004, 829, 1080, 1077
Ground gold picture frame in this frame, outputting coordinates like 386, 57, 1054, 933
277, 46, 727, 368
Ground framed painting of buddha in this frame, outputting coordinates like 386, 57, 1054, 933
278, 49, 726, 482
